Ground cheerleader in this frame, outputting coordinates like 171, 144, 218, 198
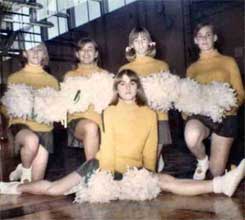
120, 27, 172, 171
184, 22, 244, 180
64, 37, 109, 160
6, 43, 59, 182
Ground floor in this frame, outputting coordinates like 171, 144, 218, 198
0, 120, 244, 220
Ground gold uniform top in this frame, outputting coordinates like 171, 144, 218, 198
187, 50, 244, 115
119, 56, 169, 120
7, 64, 59, 132
96, 100, 158, 174
64, 64, 107, 125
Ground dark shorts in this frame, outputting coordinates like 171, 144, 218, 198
76, 159, 123, 183
158, 120, 172, 145
187, 115, 238, 138
9, 124, 54, 153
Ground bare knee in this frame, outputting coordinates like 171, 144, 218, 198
83, 121, 99, 137
184, 120, 207, 149
185, 128, 203, 149
46, 184, 64, 196
22, 133, 39, 152
157, 174, 176, 191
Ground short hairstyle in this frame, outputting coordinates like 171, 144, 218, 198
126, 27, 156, 62
193, 22, 217, 38
74, 37, 100, 67
110, 69, 147, 106
21, 43, 49, 67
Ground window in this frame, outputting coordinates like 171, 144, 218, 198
107, 0, 125, 12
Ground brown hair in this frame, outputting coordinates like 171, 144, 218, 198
110, 69, 147, 106
126, 27, 156, 62
193, 22, 216, 38
75, 37, 99, 64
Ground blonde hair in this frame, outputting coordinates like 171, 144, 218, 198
22, 43, 49, 67
126, 27, 156, 62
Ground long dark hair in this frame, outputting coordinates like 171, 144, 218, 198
110, 69, 147, 106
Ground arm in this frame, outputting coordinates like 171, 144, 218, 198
96, 109, 116, 172
142, 112, 158, 171
228, 59, 244, 106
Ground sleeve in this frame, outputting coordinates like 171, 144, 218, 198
228, 59, 244, 106
0, 105, 8, 118
96, 109, 116, 172
142, 112, 158, 171
160, 61, 169, 72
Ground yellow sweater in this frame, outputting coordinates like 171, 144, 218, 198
64, 64, 107, 125
187, 50, 244, 115
120, 56, 169, 120
7, 64, 59, 132
96, 100, 158, 174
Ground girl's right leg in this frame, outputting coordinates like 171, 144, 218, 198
18, 171, 82, 196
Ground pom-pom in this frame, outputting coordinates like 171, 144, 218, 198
141, 72, 180, 112
119, 168, 161, 201
1, 84, 33, 119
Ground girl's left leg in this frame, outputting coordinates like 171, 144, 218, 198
209, 133, 233, 177
157, 159, 245, 197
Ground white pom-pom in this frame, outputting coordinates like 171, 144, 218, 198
89, 72, 114, 113
175, 78, 237, 122
73, 168, 160, 204
74, 170, 120, 203
34, 87, 66, 124
1, 84, 33, 119
119, 168, 161, 201
141, 72, 180, 112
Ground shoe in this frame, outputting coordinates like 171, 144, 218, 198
9, 164, 23, 181
193, 156, 209, 180
157, 155, 165, 172
0, 181, 21, 195
20, 167, 32, 183
218, 159, 245, 197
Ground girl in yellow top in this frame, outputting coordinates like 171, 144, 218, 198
184, 22, 244, 180
120, 27, 172, 172
1, 70, 244, 199
6, 43, 59, 183
64, 38, 108, 160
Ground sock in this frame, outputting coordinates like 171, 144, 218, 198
21, 167, 32, 183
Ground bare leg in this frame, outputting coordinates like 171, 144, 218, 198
157, 144, 164, 172
184, 119, 210, 160
74, 119, 99, 160
157, 173, 213, 196
31, 145, 49, 181
15, 129, 39, 168
18, 172, 82, 196
209, 133, 233, 177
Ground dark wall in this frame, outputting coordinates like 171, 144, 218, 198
1, 0, 244, 82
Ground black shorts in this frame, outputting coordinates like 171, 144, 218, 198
187, 115, 238, 138
9, 124, 54, 153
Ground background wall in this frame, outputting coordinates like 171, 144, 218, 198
1, 0, 244, 81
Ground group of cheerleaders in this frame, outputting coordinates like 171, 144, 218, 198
0, 22, 244, 200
